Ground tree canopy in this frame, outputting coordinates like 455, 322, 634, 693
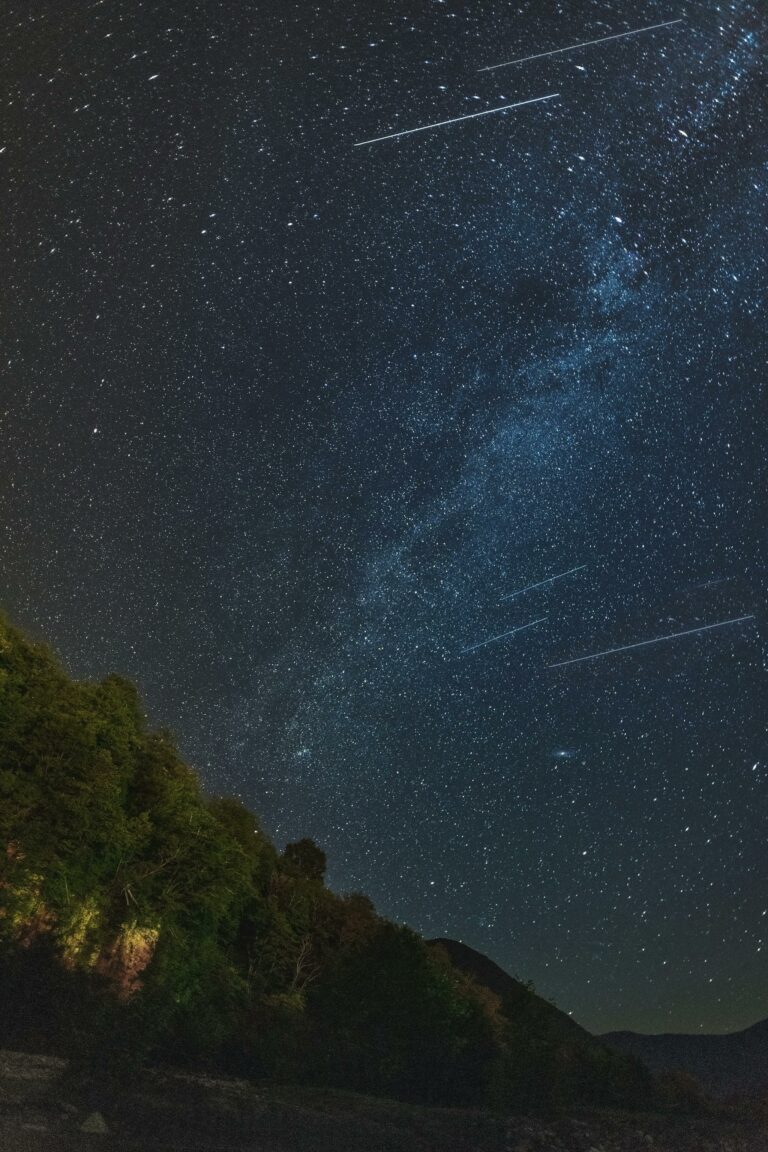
0, 613, 653, 1111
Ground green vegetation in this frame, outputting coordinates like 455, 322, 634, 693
0, 614, 653, 1111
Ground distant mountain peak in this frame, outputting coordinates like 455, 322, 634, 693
602, 1016, 768, 1095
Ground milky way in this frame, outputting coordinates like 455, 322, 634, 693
1, 0, 765, 1033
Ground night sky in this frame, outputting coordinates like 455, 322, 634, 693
2, 0, 766, 1035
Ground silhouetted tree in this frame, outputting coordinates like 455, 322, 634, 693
282, 838, 326, 883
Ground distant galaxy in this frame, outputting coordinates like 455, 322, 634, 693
1, 0, 765, 1035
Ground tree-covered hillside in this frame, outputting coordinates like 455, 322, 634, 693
0, 614, 652, 1111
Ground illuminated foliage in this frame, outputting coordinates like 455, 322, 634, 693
0, 615, 655, 1109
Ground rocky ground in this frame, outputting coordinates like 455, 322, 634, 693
0, 1049, 767, 1152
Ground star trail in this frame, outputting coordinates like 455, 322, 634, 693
1, 0, 765, 1036
477, 17, 684, 71
353, 93, 560, 147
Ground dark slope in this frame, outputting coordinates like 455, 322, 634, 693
430, 939, 590, 1042
603, 1018, 768, 1095
0, 612, 655, 1112
430, 940, 656, 1108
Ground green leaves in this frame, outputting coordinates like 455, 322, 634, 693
0, 614, 655, 1112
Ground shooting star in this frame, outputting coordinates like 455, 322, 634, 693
547, 614, 756, 670
461, 617, 547, 656
479, 18, 682, 71
353, 93, 559, 147
501, 564, 586, 602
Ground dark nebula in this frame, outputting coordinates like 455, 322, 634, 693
1, 0, 765, 1033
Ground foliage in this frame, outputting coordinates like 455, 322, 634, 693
304, 922, 498, 1103
0, 613, 659, 1111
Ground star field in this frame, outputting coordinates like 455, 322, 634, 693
1, 0, 765, 1033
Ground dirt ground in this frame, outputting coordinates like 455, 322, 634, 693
0, 1049, 766, 1152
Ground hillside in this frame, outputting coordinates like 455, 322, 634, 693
0, 613, 651, 1112
431, 938, 589, 1043
603, 1017, 768, 1096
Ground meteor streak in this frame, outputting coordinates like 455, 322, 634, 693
353, 93, 559, 147
547, 615, 756, 669
501, 564, 586, 601
478, 18, 682, 72
461, 617, 547, 655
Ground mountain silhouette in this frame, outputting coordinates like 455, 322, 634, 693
603, 1018, 768, 1095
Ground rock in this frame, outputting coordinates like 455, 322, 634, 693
80, 1110, 109, 1134
0, 1050, 67, 1082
